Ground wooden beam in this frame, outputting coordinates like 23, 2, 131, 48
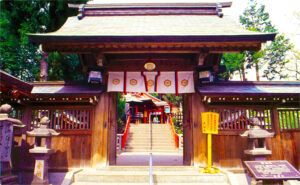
42, 41, 263, 53
94, 52, 106, 67
197, 53, 208, 66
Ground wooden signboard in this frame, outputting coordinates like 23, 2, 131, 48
201, 112, 219, 134
244, 161, 300, 180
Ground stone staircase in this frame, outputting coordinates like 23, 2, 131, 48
124, 123, 178, 153
71, 166, 231, 185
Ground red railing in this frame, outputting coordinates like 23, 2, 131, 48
121, 114, 131, 148
169, 114, 179, 148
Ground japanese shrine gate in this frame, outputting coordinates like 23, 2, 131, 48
1, 1, 299, 172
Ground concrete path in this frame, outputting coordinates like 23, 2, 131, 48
116, 152, 183, 166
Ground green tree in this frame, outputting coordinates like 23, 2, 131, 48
0, 0, 86, 81
262, 35, 293, 80
222, 0, 293, 81
220, 53, 245, 80
162, 94, 182, 106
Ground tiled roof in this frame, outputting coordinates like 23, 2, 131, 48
197, 82, 300, 96
31, 81, 104, 96
30, 15, 272, 37
0, 70, 33, 96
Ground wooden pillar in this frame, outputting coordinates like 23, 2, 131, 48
271, 107, 284, 160
20, 106, 32, 171
39, 52, 48, 82
183, 94, 193, 165
91, 92, 117, 167
183, 93, 208, 166
108, 93, 117, 165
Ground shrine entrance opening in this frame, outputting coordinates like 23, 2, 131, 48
101, 53, 197, 166
115, 92, 185, 166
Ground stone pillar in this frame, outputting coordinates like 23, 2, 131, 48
27, 117, 59, 185
0, 104, 25, 184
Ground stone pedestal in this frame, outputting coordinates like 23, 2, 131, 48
0, 104, 25, 184
27, 117, 59, 185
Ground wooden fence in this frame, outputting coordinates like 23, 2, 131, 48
184, 93, 300, 171
278, 108, 300, 131
12, 105, 93, 171
10, 100, 300, 171
208, 106, 273, 135
30, 107, 92, 131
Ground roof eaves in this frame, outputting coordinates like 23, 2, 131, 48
28, 34, 276, 44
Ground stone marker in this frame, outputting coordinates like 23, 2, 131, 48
0, 104, 25, 184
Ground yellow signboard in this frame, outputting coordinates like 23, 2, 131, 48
201, 112, 219, 134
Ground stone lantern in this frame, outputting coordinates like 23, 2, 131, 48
0, 104, 25, 184
27, 116, 60, 185
240, 117, 274, 161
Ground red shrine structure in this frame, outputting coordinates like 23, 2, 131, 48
0, 2, 299, 182
125, 93, 170, 124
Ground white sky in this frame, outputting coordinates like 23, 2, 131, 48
225, 0, 300, 50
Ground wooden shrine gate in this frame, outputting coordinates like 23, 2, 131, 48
8, 1, 297, 173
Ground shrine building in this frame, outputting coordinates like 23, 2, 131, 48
1, 1, 299, 175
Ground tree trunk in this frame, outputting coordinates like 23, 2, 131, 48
241, 64, 247, 81
255, 63, 260, 81
40, 52, 48, 82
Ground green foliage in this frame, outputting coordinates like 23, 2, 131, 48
117, 93, 126, 119
47, 52, 83, 81
117, 118, 125, 133
222, 0, 293, 81
162, 94, 182, 106
240, 0, 276, 33
278, 109, 300, 130
220, 53, 245, 80
150, 93, 159, 98
0, 0, 86, 81
262, 35, 293, 80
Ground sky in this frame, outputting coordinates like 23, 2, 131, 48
224, 0, 300, 81
224, 0, 300, 50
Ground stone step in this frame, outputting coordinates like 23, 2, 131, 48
125, 146, 176, 150
126, 142, 174, 146
97, 166, 196, 171
126, 142, 175, 146
126, 139, 174, 144
72, 183, 229, 185
124, 149, 179, 153
73, 168, 228, 184
127, 135, 173, 139
127, 137, 174, 140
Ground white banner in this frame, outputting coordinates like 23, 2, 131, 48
178, 71, 195, 93
157, 72, 176, 94
143, 72, 158, 93
126, 72, 145, 92
107, 71, 194, 94
107, 72, 124, 92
